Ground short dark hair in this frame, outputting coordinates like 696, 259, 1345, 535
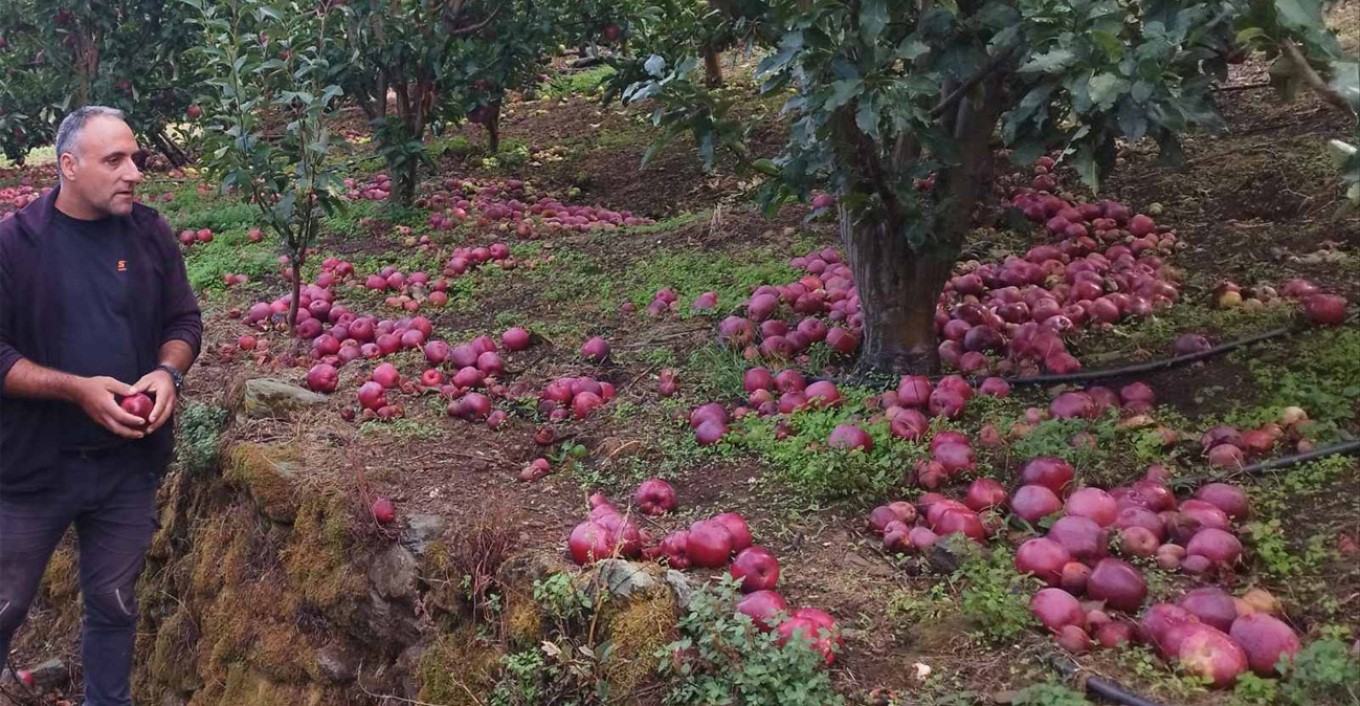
54, 106, 126, 162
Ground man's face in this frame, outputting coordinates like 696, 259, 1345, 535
59, 116, 143, 217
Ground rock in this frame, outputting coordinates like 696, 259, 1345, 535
223, 443, 307, 524
394, 643, 427, 699
665, 569, 696, 610
231, 378, 327, 420
926, 534, 982, 575
314, 641, 361, 683
401, 514, 446, 557
370, 544, 418, 601
353, 587, 422, 650
27, 659, 67, 689
594, 559, 656, 598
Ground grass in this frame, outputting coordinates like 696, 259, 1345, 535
0, 144, 56, 168
542, 65, 616, 100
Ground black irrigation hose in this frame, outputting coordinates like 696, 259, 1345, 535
1174, 439, 1360, 488
1083, 676, 1170, 706
1052, 656, 1171, 706
802, 322, 1305, 391
997, 323, 1297, 387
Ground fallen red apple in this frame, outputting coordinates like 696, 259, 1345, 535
686, 520, 733, 568
371, 497, 396, 524
730, 546, 780, 593
1229, 613, 1301, 676
633, 479, 677, 515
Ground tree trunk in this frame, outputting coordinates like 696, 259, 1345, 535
486, 102, 501, 154
841, 212, 953, 374
288, 258, 302, 333
150, 127, 191, 167
703, 47, 724, 88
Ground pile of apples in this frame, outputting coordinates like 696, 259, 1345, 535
699, 157, 1185, 376
859, 402, 1322, 689
568, 479, 843, 664
0, 182, 45, 216
416, 177, 653, 235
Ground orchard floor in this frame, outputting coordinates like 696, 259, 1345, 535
4, 44, 1360, 706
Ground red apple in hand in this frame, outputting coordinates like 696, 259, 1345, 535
730, 546, 780, 593
119, 393, 154, 423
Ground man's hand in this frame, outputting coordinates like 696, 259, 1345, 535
131, 368, 178, 433
69, 376, 148, 439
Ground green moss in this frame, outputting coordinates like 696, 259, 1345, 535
601, 587, 678, 696
416, 631, 503, 706
223, 443, 304, 523
281, 490, 363, 621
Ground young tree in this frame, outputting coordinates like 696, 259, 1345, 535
185, 0, 348, 330
332, 0, 564, 205
0, 0, 203, 166
613, 0, 1355, 373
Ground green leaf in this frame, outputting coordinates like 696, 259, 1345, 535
1273, 0, 1322, 31
898, 39, 930, 61
855, 94, 879, 139
1020, 49, 1077, 75
1091, 31, 1124, 61
859, 0, 888, 44
644, 54, 667, 78
1235, 27, 1268, 45
1328, 61, 1359, 110
1088, 72, 1129, 110
1131, 81, 1153, 103
825, 79, 863, 111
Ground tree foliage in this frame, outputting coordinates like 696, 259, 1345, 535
183, 0, 348, 328
0, 0, 202, 165
608, 0, 1355, 371
329, 0, 580, 205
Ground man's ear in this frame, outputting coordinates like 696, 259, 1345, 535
59, 152, 77, 181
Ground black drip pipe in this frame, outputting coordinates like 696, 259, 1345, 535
998, 324, 1296, 387
1082, 675, 1170, 706
805, 323, 1302, 391
1173, 439, 1360, 488
1051, 656, 1171, 706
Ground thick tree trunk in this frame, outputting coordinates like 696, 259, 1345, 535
842, 213, 953, 374
703, 47, 724, 88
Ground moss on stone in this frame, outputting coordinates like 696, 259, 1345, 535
223, 443, 305, 523
504, 595, 543, 649
600, 587, 677, 696
416, 630, 503, 706
281, 489, 364, 623
209, 663, 328, 706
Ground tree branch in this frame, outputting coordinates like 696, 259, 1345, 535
1279, 39, 1356, 116
447, 4, 503, 37
930, 44, 1016, 119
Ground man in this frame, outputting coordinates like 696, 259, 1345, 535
0, 106, 202, 706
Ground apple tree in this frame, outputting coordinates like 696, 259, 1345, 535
183, 0, 348, 329
0, 0, 203, 167
330, 0, 570, 205
614, 0, 1355, 373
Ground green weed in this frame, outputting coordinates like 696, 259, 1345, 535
658, 577, 845, 706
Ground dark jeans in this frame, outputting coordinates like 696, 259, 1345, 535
0, 444, 158, 706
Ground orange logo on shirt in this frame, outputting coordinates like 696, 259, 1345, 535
117, 260, 127, 272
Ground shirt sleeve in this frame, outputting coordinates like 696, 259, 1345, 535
154, 217, 203, 360
0, 237, 24, 395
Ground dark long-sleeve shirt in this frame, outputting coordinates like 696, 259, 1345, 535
0, 186, 202, 492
